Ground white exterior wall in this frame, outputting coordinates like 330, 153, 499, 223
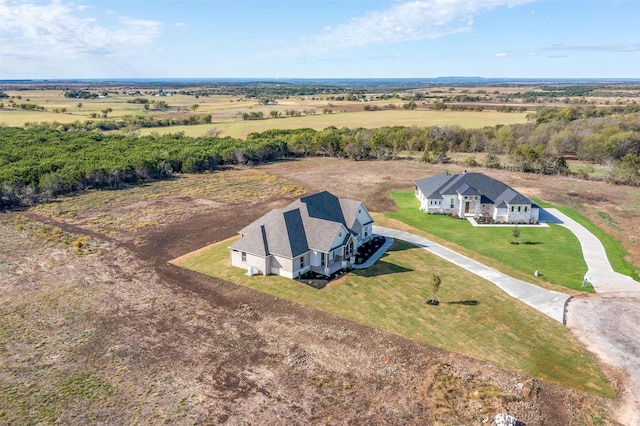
425, 199, 444, 213
445, 196, 457, 213
493, 207, 508, 222
330, 225, 349, 249
230, 250, 269, 275
292, 252, 311, 278
506, 204, 534, 223
355, 204, 373, 229
416, 189, 428, 210
531, 206, 540, 222
458, 195, 481, 217
272, 255, 294, 278
417, 191, 459, 214
361, 223, 372, 242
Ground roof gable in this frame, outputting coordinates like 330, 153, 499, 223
230, 191, 371, 258
415, 172, 533, 205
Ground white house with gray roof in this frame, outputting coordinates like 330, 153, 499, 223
415, 172, 539, 223
229, 191, 374, 278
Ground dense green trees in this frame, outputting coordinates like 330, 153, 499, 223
2, 105, 639, 208
23, 114, 213, 132
0, 127, 288, 208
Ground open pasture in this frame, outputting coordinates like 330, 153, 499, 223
138, 109, 528, 138
2, 88, 528, 137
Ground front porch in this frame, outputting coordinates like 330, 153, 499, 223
297, 235, 392, 288
310, 254, 353, 276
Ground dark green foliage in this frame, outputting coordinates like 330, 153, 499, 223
0, 127, 288, 208
23, 114, 213, 132
2, 105, 639, 208
63, 90, 99, 99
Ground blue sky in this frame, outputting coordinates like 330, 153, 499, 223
1, 0, 638, 79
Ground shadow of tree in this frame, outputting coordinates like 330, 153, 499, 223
446, 300, 479, 306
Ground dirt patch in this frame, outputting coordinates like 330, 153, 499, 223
1, 160, 633, 424
567, 192, 609, 203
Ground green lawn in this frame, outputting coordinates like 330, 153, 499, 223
173, 237, 613, 397
384, 191, 593, 292
533, 198, 640, 282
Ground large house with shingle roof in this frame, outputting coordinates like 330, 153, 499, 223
229, 191, 374, 278
415, 172, 539, 223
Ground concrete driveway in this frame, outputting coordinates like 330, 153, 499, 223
541, 208, 639, 293
373, 225, 570, 323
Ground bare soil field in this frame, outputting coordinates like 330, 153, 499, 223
2, 158, 638, 424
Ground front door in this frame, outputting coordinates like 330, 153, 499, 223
465, 202, 470, 214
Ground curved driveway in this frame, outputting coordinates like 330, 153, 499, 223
541, 208, 639, 293
373, 225, 570, 323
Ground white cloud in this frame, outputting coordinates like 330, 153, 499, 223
0, 0, 161, 60
494, 51, 536, 57
294, 0, 537, 54
543, 43, 640, 52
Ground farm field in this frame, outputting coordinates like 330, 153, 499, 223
1, 88, 528, 136
2, 157, 639, 424
140, 109, 529, 138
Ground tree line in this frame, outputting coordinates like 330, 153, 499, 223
22, 113, 213, 132
1, 105, 639, 208
0, 127, 287, 208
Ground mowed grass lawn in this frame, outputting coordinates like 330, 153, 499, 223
384, 191, 592, 293
173, 237, 613, 397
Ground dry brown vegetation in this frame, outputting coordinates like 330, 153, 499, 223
2, 158, 638, 424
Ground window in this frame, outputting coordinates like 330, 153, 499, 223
300, 256, 305, 268
524, 206, 528, 212
241, 252, 246, 262
364, 227, 368, 237
450, 199, 454, 208
518, 206, 521, 212
511, 206, 514, 212
321, 253, 325, 266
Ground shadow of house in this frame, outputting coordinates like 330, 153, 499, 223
351, 260, 413, 278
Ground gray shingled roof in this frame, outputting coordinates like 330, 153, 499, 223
229, 191, 369, 259
415, 174, 457, 199
415, 172, 533, 205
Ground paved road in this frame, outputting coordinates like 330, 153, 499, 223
373, 225, 570, 323
541, 208, 639, 293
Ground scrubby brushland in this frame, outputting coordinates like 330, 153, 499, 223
1, 104, 639, 208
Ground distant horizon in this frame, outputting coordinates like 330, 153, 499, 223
1, 1, 638, 80
3, 77, 640, 85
